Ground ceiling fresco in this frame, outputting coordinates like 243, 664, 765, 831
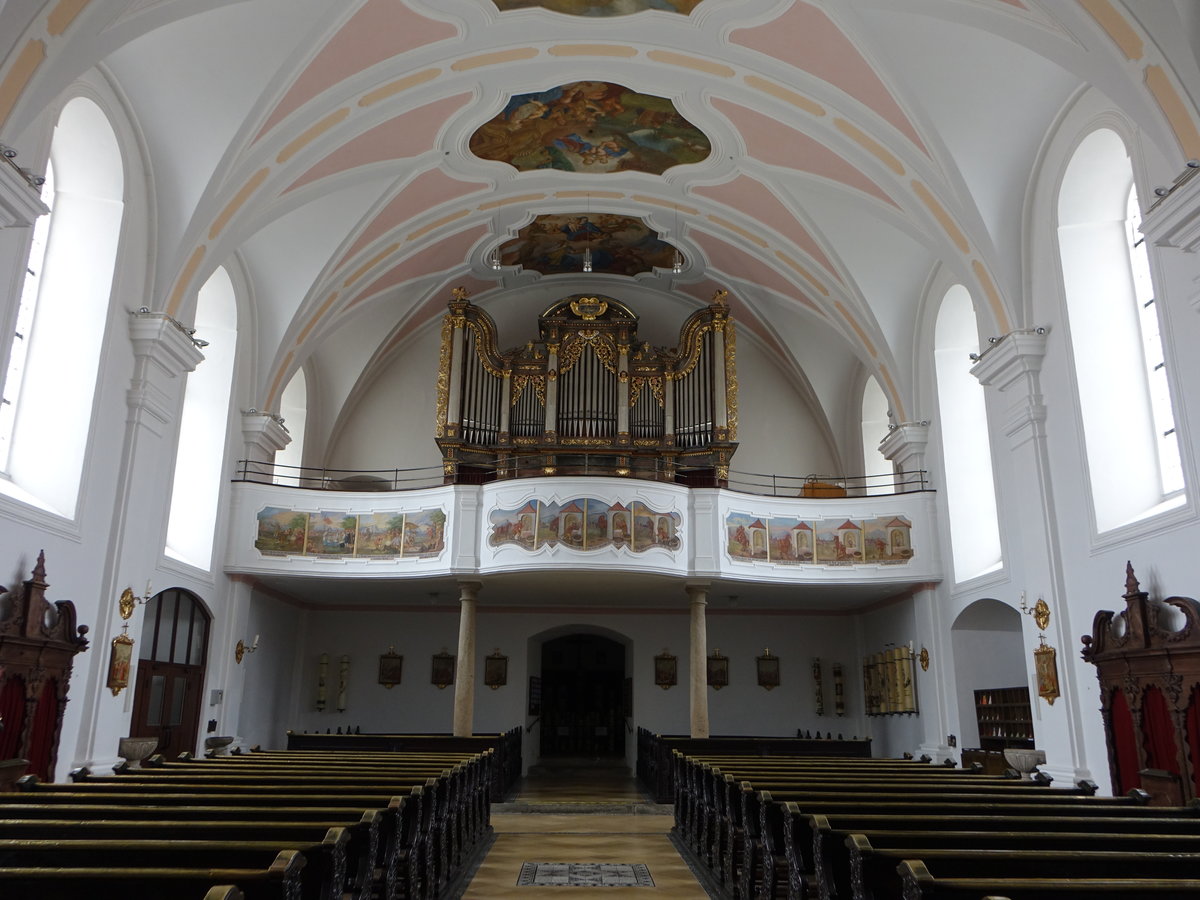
469, 81, 711, 174
498, 213, 680, 277
491, 0, 703, 15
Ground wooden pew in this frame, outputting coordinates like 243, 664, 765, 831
847, 835, 1200, 900
0, 847, 304, 900
11, 780, 424, 900
897, 858, 1200, 900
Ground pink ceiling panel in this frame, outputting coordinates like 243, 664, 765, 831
354, 224, 488, 304
694, 175, 840, 282
286, 93, 473, 192
711, 98, 896, 207
731, 2, 926, 152
341, 170, 488, 262
258, 0, 457, 138
693, 231, 818, 312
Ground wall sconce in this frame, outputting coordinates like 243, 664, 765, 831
235, 634, 259, 664
118, 582, 154, 620
1020, 592, 1051, 632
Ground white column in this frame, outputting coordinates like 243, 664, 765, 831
878, 421, 930, 491
73, 311, 204, 769
452, 581, 481, 737
687, 583, 710, 738
973, 328, 1093, 786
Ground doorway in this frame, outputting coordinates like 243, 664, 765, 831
539, 634, 626, 758
130, 589, 210, 760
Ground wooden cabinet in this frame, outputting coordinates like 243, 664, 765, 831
0, 552, 89, 783
974, 685, 1034, 751
1083, 563, 1200, 804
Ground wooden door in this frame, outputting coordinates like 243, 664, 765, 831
129, 589, 210, 760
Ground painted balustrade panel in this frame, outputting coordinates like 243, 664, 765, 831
225, 480, 941, 588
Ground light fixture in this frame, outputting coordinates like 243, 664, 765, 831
672, 205, 684, 273
582, 193, 593, 272
582, 244, 593, 273
489, 246, 502, 270
235, 634, 260, 664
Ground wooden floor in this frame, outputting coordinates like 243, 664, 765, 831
458, 763, 710, 898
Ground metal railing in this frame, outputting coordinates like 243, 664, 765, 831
234, 457, 929, 499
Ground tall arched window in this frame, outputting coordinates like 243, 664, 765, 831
860, 375, 892, 494
0, 97, 124, 517
165, 267, 237, 570
935, 285, 1002, 582
1057, 128, 1184, 531
274, 367, 307, 485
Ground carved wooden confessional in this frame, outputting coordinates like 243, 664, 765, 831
435, 289, 738, 484
0, 551, 89, 784
1082, 562, 1200, 804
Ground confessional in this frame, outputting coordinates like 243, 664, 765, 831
1082, 562, 1200, 804
434, 288, 737, 485
0, 551, 89, 784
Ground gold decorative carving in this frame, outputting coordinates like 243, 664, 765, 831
547, 369, 558, 381
633, 438, 660, 447
435, 317, 452, 438
452, 286, 470, 301
570, 296, 608, 320
448, 315, 466, 328
711, 289, 729, 306
649, 376, 665, 406
561, 438, 611, 446
118, 588, 136, 621
618, 370, 629, 383
725, 319, 738, 440
919, 647, 930, 671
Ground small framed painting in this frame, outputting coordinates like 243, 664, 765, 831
707, 651, 729, 690
107, 632, 135, 697
431, 649, 456, 689
757, 650, 780, 691
378, 648, 403, 688
484, 650, 508, 690
654, 650, 677, 690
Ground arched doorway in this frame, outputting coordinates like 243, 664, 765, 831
539, 634, 626, 758
951, 599, 1030, 761
130, 588, 211, 759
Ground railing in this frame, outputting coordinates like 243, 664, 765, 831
234, 457, 929, 498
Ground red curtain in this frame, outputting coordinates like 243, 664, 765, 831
1187, 686, 1200, 798
1142, 685, 1180, 774
0, 677, 26, 761
25, 678, 58, 781
1109, 688, 1140, 793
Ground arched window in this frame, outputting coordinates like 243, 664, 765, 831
274, 367, 307, 485
860, 375, 891, 494
1057, 128, 1184, 531
934, 285, 1002, 582
165, 267, 237, 570
0, 97, 124, 517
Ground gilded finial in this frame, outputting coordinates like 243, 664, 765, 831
712, 289, 729, 306
451, 286, 470, 301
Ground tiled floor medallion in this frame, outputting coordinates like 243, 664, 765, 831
517, 862, 654, 887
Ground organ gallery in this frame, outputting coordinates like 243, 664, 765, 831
435, 288, 738, 486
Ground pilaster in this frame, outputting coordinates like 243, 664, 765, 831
0, 151, 49, 228
879, 421, 930, 483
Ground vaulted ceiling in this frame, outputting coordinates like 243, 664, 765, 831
1, 0, 1196, 467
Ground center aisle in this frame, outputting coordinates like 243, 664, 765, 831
458, 761, 710, 898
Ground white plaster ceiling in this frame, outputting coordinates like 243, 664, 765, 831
1, 0, 1196, 467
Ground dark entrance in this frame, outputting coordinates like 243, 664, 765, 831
130, 589, 210, 760
539, 634, 625, 757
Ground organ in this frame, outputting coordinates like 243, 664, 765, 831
435, 288, 737, 485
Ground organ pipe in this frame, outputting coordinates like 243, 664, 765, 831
435, 288, 737, 484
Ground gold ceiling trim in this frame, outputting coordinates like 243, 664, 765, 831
167, 245, 207, 316
407, 209, 471, 242
647, 49, 735, 78
911, 180, 969, 255
776, 251, 831, 296
344, 243, 400, 288
971, 259, 1012, 334
0, 40, 45, 128
834, 118, 906, 176
743, 75, 825, 117
277, 107, 350, 164
452, 47, 539, 72
209, 168, 269, 240
708, 213, 769, 248
359, 68, 441, 107
549, 44, 638, 58
47, 0, 89, 37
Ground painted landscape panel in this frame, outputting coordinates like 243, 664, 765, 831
470, 81, 711, 174
492, 0, 703, 15
254, 507, 446, 559
490, 497, 679, 552
727, 513, 913, 566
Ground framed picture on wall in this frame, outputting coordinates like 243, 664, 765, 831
431, 649, 455, 689
378, 648, 403, 689
107, 632, 134, 697
707, 650, 729, 690
484, 650, 508, 690
654, 650, 677, 690
757, 649, 780, 691
1034, 640, 1059, 705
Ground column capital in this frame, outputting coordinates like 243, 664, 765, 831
129, 310, 206, 378
971, 328, 1048, 393
684, 581, 710, 601
241, 410, 291, 465
0, 152, 49, 228
1139, 165, 1200, 252
879, 421, 929, 461
457, 580, 482, 601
